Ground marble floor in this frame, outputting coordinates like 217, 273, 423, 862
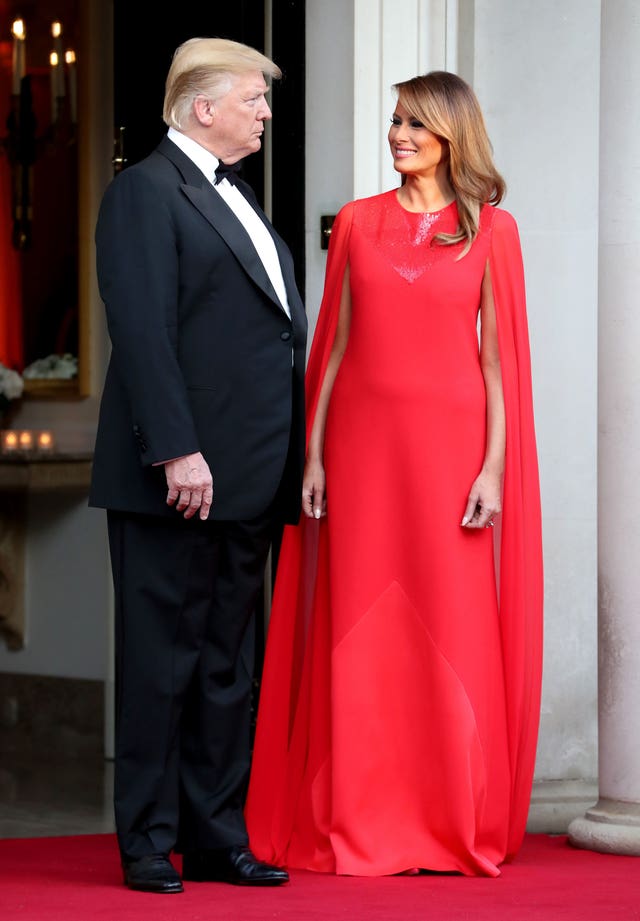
0, 755, 115, 839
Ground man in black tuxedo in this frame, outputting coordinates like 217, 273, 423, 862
90, 38, 306, 893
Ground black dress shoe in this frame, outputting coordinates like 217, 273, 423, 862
182, 845, 289, 886
122, 854, 183, 893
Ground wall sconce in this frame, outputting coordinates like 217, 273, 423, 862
1, 19, 78, 250
320, 215, 336, 251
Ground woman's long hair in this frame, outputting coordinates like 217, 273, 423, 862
393, 71, 505, 254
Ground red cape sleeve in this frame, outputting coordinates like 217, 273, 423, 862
303, 202, 355, 448
244, 203, 354, 860
489, 208, 544, 857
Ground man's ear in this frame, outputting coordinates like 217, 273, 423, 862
193, 95, 215, 127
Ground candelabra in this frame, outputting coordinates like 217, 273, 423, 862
1, 18, 77, 250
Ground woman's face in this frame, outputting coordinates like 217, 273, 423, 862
388, 102, 448, 177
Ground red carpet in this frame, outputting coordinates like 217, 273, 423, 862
0, 833, 638, 920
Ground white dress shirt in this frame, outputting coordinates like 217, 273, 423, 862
167, 127, 291, 319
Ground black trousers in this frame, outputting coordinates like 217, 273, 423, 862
107, 508, 274, 861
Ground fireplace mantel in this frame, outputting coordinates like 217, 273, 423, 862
0, 453, 93, 650
0, 453, 93, 491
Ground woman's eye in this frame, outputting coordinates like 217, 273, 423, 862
410, 120, 425, 129
390, 116, 401, 125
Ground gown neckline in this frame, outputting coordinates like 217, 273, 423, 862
392, 188, 457, 216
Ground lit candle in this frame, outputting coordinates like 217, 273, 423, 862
37, 430, 55, 452
2, 431, 19, 453
11, 19, 26, 96
65, 50, 77, 123
50, 51, 59, 121
18, 430, 33, 451
51, 22, 64, 99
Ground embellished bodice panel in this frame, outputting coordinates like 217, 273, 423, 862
348, 189, 494, 287
339, 190, 496, 406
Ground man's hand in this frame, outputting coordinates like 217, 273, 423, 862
164, 452, 213, 520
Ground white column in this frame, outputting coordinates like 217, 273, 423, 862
305, 0, 452, 332
568, 0, 640, 855
353, 0, 456, 199
473, 0, 601, 831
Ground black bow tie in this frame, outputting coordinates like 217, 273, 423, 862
214, 160, 241, 185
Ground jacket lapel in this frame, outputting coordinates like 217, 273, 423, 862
158, 137, 285, 312
234, 176, 306, 331
268, 225, 306, 329
182, 184, 285, 311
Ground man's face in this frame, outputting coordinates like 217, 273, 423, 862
211, 70, 272, 163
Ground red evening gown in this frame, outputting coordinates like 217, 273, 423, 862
245, 191, 543, 878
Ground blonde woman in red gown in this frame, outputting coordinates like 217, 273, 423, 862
245, 71, 543, 878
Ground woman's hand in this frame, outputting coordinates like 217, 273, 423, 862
302, 458, 326, 519
461, 468, 502, 529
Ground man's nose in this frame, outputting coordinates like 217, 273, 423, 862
260, 101, 273, 120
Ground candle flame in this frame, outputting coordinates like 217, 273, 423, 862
50, 51, 59, 67
12, 19, 26, 40
51, 21, 62, 38
65, 49, 76, 64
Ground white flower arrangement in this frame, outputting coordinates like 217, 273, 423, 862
23, 353, 78, 380
0, 361, 24, 413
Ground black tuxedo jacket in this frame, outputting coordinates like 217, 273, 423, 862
89, 137, 307, 523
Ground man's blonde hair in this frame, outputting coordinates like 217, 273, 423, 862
163, 37, 281, 130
